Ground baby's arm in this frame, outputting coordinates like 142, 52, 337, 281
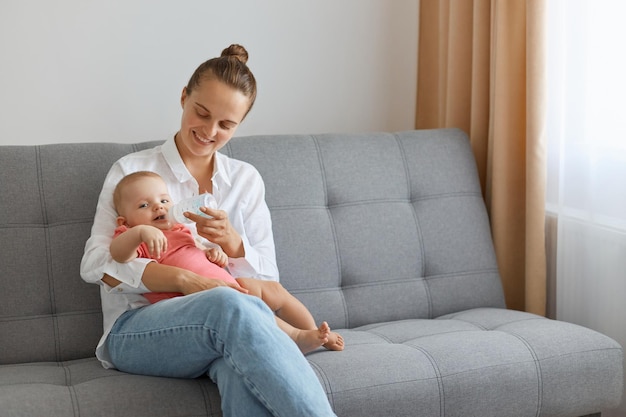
205, 247, 228, 268
111, 225, 168, 263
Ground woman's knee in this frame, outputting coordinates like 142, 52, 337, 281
147, 288, 274, 340
198, 287, 273, 318
193, 287, 261, 310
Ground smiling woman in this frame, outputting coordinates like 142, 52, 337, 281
79, 44, 337, 417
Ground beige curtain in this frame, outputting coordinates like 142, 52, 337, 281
416, 0, 547, 315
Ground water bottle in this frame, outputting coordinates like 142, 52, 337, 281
168, 193, 218, 224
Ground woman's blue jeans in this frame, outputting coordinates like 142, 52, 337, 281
107, 287, 336, 417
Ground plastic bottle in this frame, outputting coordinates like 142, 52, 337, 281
168, 193, 218, 224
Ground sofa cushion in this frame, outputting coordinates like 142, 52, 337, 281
0, 359, 222, 417
1, 308, 620, 417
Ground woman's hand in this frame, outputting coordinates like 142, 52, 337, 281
185, 207, 245, 258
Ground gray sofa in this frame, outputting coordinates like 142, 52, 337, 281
0, 128, 622, 417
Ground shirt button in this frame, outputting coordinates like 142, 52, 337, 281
229, 263, 235, 268
117, 288, 123, 292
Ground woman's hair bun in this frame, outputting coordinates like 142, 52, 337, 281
221, 44, 249, 65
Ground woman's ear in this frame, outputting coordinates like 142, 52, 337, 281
116, 216, 128, 227
180, 87, 188, 108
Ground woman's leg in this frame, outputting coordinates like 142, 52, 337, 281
107, 287, 336, 416
237, 278, 345, 352
209, 358, 276, 416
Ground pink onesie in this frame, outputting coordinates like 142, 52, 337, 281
114, 224, 237, 303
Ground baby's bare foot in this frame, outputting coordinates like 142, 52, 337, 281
294, 324, 329, 354
323, 331, 345, 351
316, 321, 344, 351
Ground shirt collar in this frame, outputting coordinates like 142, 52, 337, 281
213, 151, 232, 188
162, 135, 194, 184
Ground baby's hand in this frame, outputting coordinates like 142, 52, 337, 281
138, 225, 168, 259
206, 247, 228, 268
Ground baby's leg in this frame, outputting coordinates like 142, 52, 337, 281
236, 278, 345, 352
236, 278, 315, 329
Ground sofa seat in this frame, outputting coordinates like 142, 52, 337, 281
2, 307, 619, 417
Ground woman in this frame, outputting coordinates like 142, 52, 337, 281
80, 44, 336, 417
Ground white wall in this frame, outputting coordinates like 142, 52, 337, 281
0, 0, 419, 145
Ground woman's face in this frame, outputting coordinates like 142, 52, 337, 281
177, 78, 251, 160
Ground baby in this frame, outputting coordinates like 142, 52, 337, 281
110, 171, 344, 353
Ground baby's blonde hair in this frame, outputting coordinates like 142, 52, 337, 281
113, 171, 163, 214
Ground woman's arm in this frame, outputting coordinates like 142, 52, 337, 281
103, 263, 247, 294
187, 163, 279, 281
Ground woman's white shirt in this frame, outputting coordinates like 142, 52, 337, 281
80, 137, 279, 368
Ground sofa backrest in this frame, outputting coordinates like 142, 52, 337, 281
224, 129, 505, 328
0, 141, 158, 365
0, 129, 505, 365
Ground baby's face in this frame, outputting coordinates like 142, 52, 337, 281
118, 176, 174, 229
